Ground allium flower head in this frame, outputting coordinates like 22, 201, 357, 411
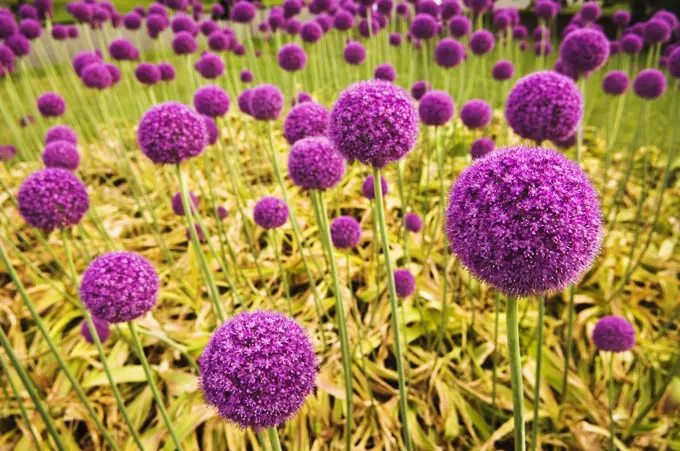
602, 71, 629, 96
374, 63, 396, 81
171, 191, 199, 216
109, 38, 139, 61
410, 13, 436, 40
343, 41, 366, 65
633, 69, 666, 99
612, 10, 630, 27
470, 137, 494, 160
249, 84, 284, 121
445, 146, 602, 297
81, 63, 112, 90
394, 269, 415, 297
138, 102, 208, 165
362, 174, 388, 199
505, 71, 583, 144
19, 19, 42, 40
240, 69, 253, 83
644, 19, 671, 44
203, 116, 219, 145
435, 38, 465, 68
51, 24, 67, 40
580, 1, 600, 23
208, 31, 231, 51
330, 80, 418, 167
492, 60, 514, 81
172, 14, 195, 33
80, 252, 160, 323
283, 102, 329, 145
592, 316, 636, 352
196, 52, 225, 79
6, 33, 31, 57
199, 311, 317, 429
389, 32, 402, 47
419, 90, 455, 126
123, 12, 142, 30
80, 317, 111, 344
194, 85, 230, 117
18, 168, 89, 232
669, 47, 680, 78
158, 62, 176, 81
42, 140, 79, 171
470, 30, 495, 56
172, 31, 198, 54
620, 34, 642, 55
37, 92, 66, 118
288, 137, 345, 190
278, 43, 307, 72
441, 0, 461, 19
405, 212, 422, 232
135, 62, 161, 85
301, 20, 323, 43
449, 16, 470, 38
535, 1, 556, 20
559, 29, 609, 74
238, 89, 253, 115
254, 197, 289, 229
411, 80, 430, 100
333, 10, 354, 30
0, 145, 17, 162
330, 216, 362, 249
460, 99, 491, 129
231, 1, 256, 23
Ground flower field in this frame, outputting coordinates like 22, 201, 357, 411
0, 0, 679, 450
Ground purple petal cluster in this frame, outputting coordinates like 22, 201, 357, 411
633, 69, 666, 99
405, 212, 422, 232
288, 136, 345, 191
470, 30, 495, 56
196, 52, 225, 79
592, 316, 636, 353
254, 197, 289, 229
559, 29, 609, 74
37, 92, 66, 117
394, 269, 415, 297
419, 90, 455, 126
602, 71, 629, 96
460, 99, 491, 129
362, 174, 388, 200
135, 62, 161, 85
249, 84, 284, 121
278, 43, 307, 72
330, 216, 362, 249
410, 13, 436, 40
492, 60, 514, 81
344, 41, 366, 65
283, 102, 329, 145
81, 64, 112, 90
194, 85, 230, 117
411, 80, 430, 100
470, 137, 494, 160
80, 317, 111, 344
435, 38, 465, 69
374, 63, 396, 81
42, 140, 80, 171
0, 145, 17, 161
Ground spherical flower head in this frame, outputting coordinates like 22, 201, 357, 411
51, 24, 67, 40
535, 1, 556, 20
217, 205, 229, 220
283, 102, 329, 145
470, 30, 495, 56
288, 137, 345, 191
19, 19, 42, 40
467, 0, 489, 14
0, 15, 19, 41
123, 12, 142, 30
238, 89, 253, 115
374, 63, 396, 82
201, 19, 219, 36
301, 21, 323, 43
492, 60, 514, 81
579, 1, 600, 23
669, 47, 680, 79
633, 69, 666, 100
278, 43, 307, 72
602, 71, 629, 96
411, 80, 430, 100
410, 13, 436, 40
358, 18, 379, 38
196, 52, 225, 79
147, 14, 168, 38
37, 92, 66, 118
440, 0, 461, 19
470, 137, 494, 160
19, 4, 39, 20
231, 1, 256, 23
449, 16, 470, 38
171, 191, 199, 216
81, 63, 113, 90
393, 269, 415, 297
330, 216, 362, 249
42, 140, 80, 171
285, 19, 301, 35
109, 38, 138, 61
18, 168, 89, 232
417, 0, 438, 17
592, 316, 636, 353
644, 19, 671, 44
208, 31, 231, 52
620, 34, 642, 55
240, 69, 253, 83
0, 144, 17, 162
333, 10, 354, 31
199, 311, 317, 429
362, 174, 388, 199
389, 32, 402, 47
513, 25, 528, 40
405, 212, 422, 232
158, 62, 176, 81
297, 92, 312, 104
330, 80, 418, 167
612, 10, 630, 27
419, 90, 455, 127
172, 14, 195, 33
460, 99, 491, 129
80, 252, 159, 323
254, 197, 289, 229
493, 12, 510, 29
435, 38, 465, 69
446, 146, 602, 297
135, 62, 161, 85
138, 102, 208, 165
172, 31, 198, 55
559, 29, 609, 75
249, 84, 284, 121
80, 317, 111, 344
506, 71, 583, 144
343, 41, 366, 65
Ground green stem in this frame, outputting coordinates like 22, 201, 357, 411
609, 353, 615, 451
269, 229, 293, 316
491, 291, 500, 429
507, 296, 526, 451
268, 427, 282, 451
561, 286, 575, 400
531, 295, 544, 451
434, 126, 450, 352
0, 352, 40, 446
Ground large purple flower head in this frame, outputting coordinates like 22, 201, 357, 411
172, 14, 195, 33
135, 62, 161, 85
171, 191, 199, 215
19, 4, 39, 20
158, 62, 176, 81
6, 34, 31, 58
288, 136, 345, 190
123, 12, 142, 30
278, 43, 307, 72
68, 2, 92, 23
208, 31, 231, 52
419, 90, 455, 126
35, 0, 53, 20
283, 0, 302, 18
633, 69, 666, 100
42, 141, 80, 171
377, 0, 394, 15
394, 269, 415, 297
445, 146, 602, 297
644, 19, 671, 44
254, 197, 289, 229
249, 84, 284, 121
18, 168, 89, 232
580, 1, 600, 22
410, 13, 436, 40
330, 80, 418, 167
109, 38, 139, 61
374, 63, 396, 82
231, 1, 257, 23
333, 10, 354, 31
602, 71, 629, 96
440, 0, 461, 19
46, 125, 78, 146
201, 19, 219, 36
592, 316, 636, 353
37, 92, 66, 118
535, 1, 556, 20
395, 2, 409, 18
301, 21, 323, 43
492, 60, 514, 81
172, 31, 198, 55
51, 24, 67, 40
559, 29, 609, 74
411, 80, 430, 100
470, 137, 494, 160
435, 38, 465, 69
72, 51, 103, 77
469, 30, 494, 56
343, 41, 366, 65
669, 47, 680, 78
80, 317, 111, 344
80, 252, 159, 323
358, 17, 379, 38
620, 34, 642, 55
196, 52, 225, 79
417, 0, 439, 17
283, 102, 329, 145
147, 14, 168, 38
612, 10, 630, 28
449, 15, 470, 37
405, 212, 422, 232
285, 18, 302, 35
466, 0, 489, 14
199, 311, 317, 429
362, 174, 388, 199
19, 19, 42, 40
330, 216, 361, 249
460, 99, 491, 129
505, 71, 583, 144
138, 102, 208, 165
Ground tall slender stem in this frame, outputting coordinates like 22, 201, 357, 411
491, 291, 500, 429
268, 427, 283, 451
531, 295, 545, 451
269, 229, 293, 316
507, 296, 526, 451
609, 353, 615, 451
0, 350, 41, 446
561, 287, 575, 400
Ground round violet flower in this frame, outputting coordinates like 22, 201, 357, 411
285, 19, 302, 35
6, 33, 31, 58
633, 69, 666, 100
301, 21, 323, 43
559, 29, 609, 74
405, 212, 422, 232
283, 102, 329, 145
196, 52, 225, 79
172, 31, 198, 55
602, 71, 629, 96
278, 43, 307, 72
449, 15, 470, 38
81, 63, 113, 90
441, 0, 461, 19
109, 38, 138, 61
668, 47, 680, 78
513, 25, 528, 40
37, 92, 66, 118
217, 205, 229, 220
592, 316, 636, 353
18, 4, 39, 20
394, 269, 415, 297
492, 60, 514, 81
123, 12, 142, 30
333, 10, 354, 31
612, 10, 630, 27
460, 99, 491, 129
238, 89, 253, 115
158, 62, 176, 81
138, 102, 208, 165
435, 38, 465, 69
200, 20, 219, 36
505, 71, 583, 144
0, 145, 16, 162
208, 31, 231, 52
135, 62, 161, 85
46, 125, 77, 146
172, 14, 195, 33
42, 140, 80, 171
410, 13, 436, 40
411, 80, 430, 100
288, 136, 345, 190
470, 30, 495, 56
445, 146, 602, 297
19, 19, 42, 40
344, 41, 366, 65
146, 14, 168, 38
580, 1, 600, 22
419, 90, 455, 127
362, 174, 388, 200
644, 19, 671, 44
51, 24, 67, 40
389, 33, 402, 47
330, 80, 418, 167
80, 252, 159, 323
199, 311, 317, 429
254, 197, 289, 229
330, 216, 362, 249
470, 137, 495, 160
535, 1, 556, 20
18, 168, 89, 232
374, 63, 396, 82
534, 41, 552, 56
171, 191, 199, 215
231, 1, 256, 23
80, 317, 111, 344
72, 51, 102, 77
620, 34, 642, 55
249, 84, 284, 121
240, 69, 253, 83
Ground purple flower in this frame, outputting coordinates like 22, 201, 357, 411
208, 31, 231, 52
45, 125, 77, 146
374, 63, 396, 82
172, 31, 198, 55
283, 0, 302, 18
333, 10, 354, 31
0, 144, 16, 162
199, 311, 317, 429
505, 71, 583, 144
278, 43, 307, 72
238, 89, 253, 115
200, 19, 219, 36
37, 92, 66, 118
435, 38, 465, 69
158, 62, 176, 81
240, 69, 253, 83
285, 18, 301, 35
405, 212, 422, 232
343, 41, 366, 65
330, 80, 418, 167
330, 216, 361, 249
358, 18, 380, 38
171, 191, 199, 216
377, 0, 394, 15
135, 62, 161, 85
231, 1, 256, 23
602, 71, 629, 96
419, 90, 455, 127
19, 4, 39, 20
203, 116, 218, 145
449, 16, 470, 38
580, 1, 600, 23
123, 12, 142, 30
445, 146, 602, 297
470, 137, 494, 160
109, 38, 138, 61
417, 0, 438, 17
395, 2, 409, 18
411, 80, 430, 100
18, 168, 89, 232
492, 60, 514, 81
288, 137, 345, 190
80, 317, 111, 344
6, 34, 31, 58
535, 1, 556, 20
42, 140, 79, 171
146, 14, 168, 38
460, 99, 491, 129
668, 47, 680, 78
301, 21, 323, 43
217, 205, 229, 220
138, 102, 208, 165
389, 32, 402, 47
80, 252, 159, 323
559, 29, 609, 74
171, 14, 195, 33
633, 69, 666, 100
612, 10, 630, 27
51, 24, 68, 40
440, 0, 461, 19
254, 197, 289, 229
72, 51, 103, 77
393, 269, 415, 297
470, 30, 495, 56
410, 13, 436, 40
283, 102, 329, 145
644, 19, 671, 44
19, 19, 42, 40
592, 316, 636, 353
362, 175, 388, 200
513, 25, 528, 40
196, 52, 225, 79
533, 25, 550, 42
249, 84, 284, 121
620, 34, 642, 55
